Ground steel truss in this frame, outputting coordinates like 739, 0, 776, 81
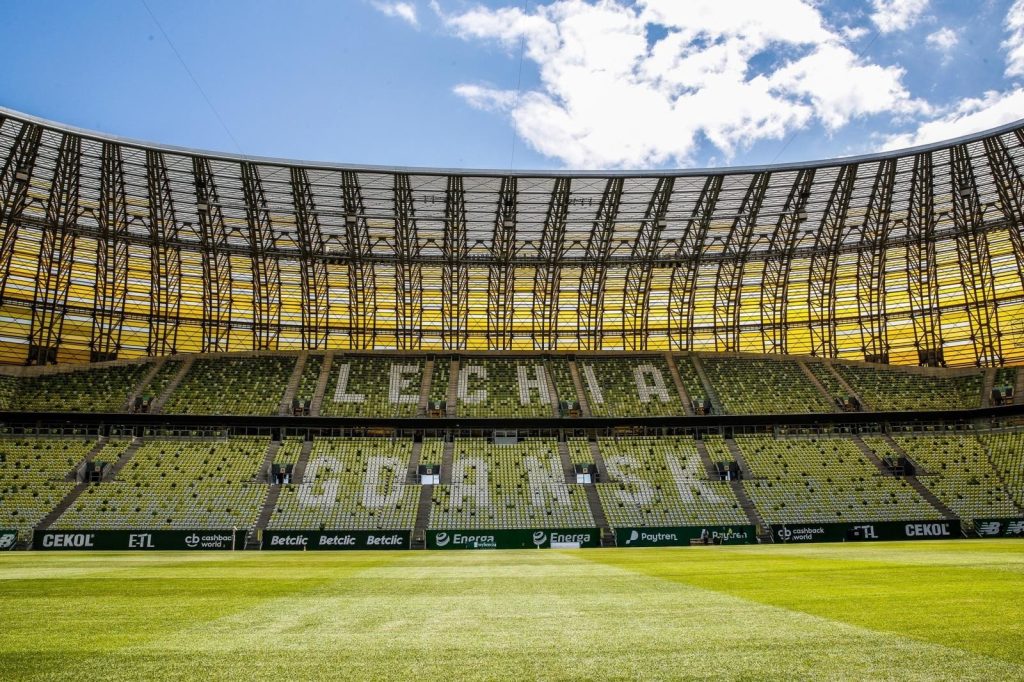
983, 133, 1024, 296
29, 134, 81, 363
713, 173, 770, 352
290, 168, 330, 349
146, 150, 182, 355
441, 176, 468, 350
531, 177, 570, 350
950, 144, 1002, 366
905, 152, 942, 361
487, 177, 517, 350
241, 162, 282, 350
0, 122, 42, 301
192, 157, 233, 353
393, 174, 422, 349
807, 164, 857, 358
90, 142, 130, 361
668, 175, 723, 350
760, 169, 814, 353
855, 159, 896, 361
622, 177, 673, 350
577, 178, 624, 350
341, 171, 376, 349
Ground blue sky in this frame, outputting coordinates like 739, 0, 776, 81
0, 0, 1022, 170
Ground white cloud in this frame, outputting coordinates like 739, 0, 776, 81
373, 1, 418, 27
1004, 0, 1024, 76
870, 0, 930, 34
442, 0, 924, 168
926, 27, 958, 54
879, 88, 1024, 150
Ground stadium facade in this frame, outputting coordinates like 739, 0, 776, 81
1, 107, 1023, 368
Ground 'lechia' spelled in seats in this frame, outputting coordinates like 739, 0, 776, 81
577, 357, 684, 417
321, 357, 424, 417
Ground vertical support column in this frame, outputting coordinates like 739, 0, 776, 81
442, 177, 469, 350
90, 141, 130, 361
192, 157, 233, 353
577, 178, 623, 350
393, 174, 423, 350
241, 162, 282, 351
0, 122, 42, 301
855, 159, 897, 362
713, 172, 770, 352
807, 163, 857, 359
341, 171, 376, 350
668, 175, 722, 350
290, 168, 330, 349
531, 178, 570, 350
623, 177, 673, 350
146, 150, 182, 356
488, 177, 517, 350
950, 144, 1002, 366
905, 152, 942, 363
28, 133, 82, 364
760, 169, 814, 354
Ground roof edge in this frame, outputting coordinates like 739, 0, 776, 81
2, 104, 1023, 178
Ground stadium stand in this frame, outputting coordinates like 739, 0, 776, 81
672, 357, 710, 413
428, 439, 593, 529
977, 430, 1024, 509
0, 438, 93, 535
737, 435, 942, 524
54, 438, 268, 529
0, 375, 16, 410
699, 356, 832, 415
596, 436, 748, 527
577, 356, 683, 416
269, 438, 419, 530
16, 364, 149, 412
453, 358, 554, 418
892, 434, 1020, 522
162, 357, 294, 415
833, 364, 984, 411
320, 356, 423, 418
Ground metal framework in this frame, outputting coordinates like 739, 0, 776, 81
0, 107, 1022, 367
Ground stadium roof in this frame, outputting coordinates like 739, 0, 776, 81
0, 106, 1022, 367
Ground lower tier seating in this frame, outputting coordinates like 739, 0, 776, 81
269, 438, 418, 530
596, 436, 748, 527
54, 438, 268, 530
737, 435, 941, 524
429, 439, 593, 529
0, 438, 93, 535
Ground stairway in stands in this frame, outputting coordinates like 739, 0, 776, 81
105, 438, 143, 480
878, 434, 958, 521
407, 441, 423, 484
724, 438, 755, 480
310, 351, 334, 416
125, 359, 166, 411
567, 361, 592, 417
418, 359, 433, 417
689, 355, 722, 412
446, 359, 459, 417
151, 357, 194, 413
292, 440, 314, 484
852, 435, 895, 476
665, 354, 695, 415
729, 480, 772, 543
279, 352, 308, 415
557, 441, 575, 484
584, 485, 614, 546
797, 360, 840, 412
694, 439, 720, 479
440, 441, 454, 484
248, 484, 282, 549
413, 486, 432, 549
587, 440, 610, 483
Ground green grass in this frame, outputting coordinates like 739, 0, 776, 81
1, 541, 1022, 680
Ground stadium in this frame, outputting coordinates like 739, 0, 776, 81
1, 2, 1024, 678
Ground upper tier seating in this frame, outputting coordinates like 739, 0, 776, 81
163, 357, 294, 415
548, 361, 579, 412
429, 359, 450, 406
577, 357, 683, 417
0, 438, 93, 535
429, 439, 593, 529
142, 360, 181, 402
806, 362, 853, 404
453, 359, 556, 418
977, 431, 1024, 509
17, 364, 149, 412
893, 434, 1020, 521
269, 438, 418, 530
0, 375, 17, 410
834, 364, 983, 411
320, 356, 423, 418
596, 436, 748, 527
294, 355, 324, 410
54, 438, 269, 529
738, 435, 940, 524
700, 357, 831, 415
672, 356, 708, 410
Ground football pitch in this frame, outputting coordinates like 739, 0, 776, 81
1, 541, 1022, 680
